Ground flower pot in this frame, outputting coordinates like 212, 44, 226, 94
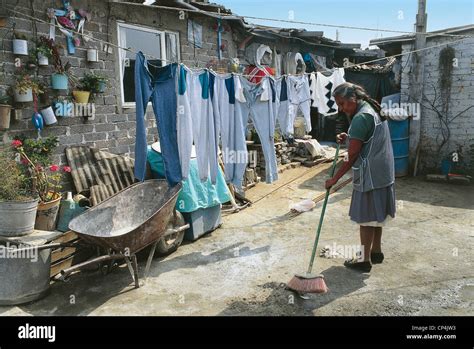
14, 87, 33, 103
0, 104, 11, 129
51, 73, 69, 90
0, 198, 38, 236
97, 80, 106, 93
40, 106, 57, 125
35, 194, 61, 231
37, 53, 49, 66
87, 48, 98, 62
12, 39, 28, 55
72, 90, 90, 104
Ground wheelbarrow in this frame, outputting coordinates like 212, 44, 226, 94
55, 179, 189, 288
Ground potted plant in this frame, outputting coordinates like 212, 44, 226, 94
35, 37, 53, 66
0, 144, 38, 236
75, 72, 108, 103
40, 105, 57, 125
11, 136, 71, 231
44, 39, 71, 90
12, 31, 28, 55
72, 76, 92, 104
13, 73, 43, 103
0, 93, 12, 129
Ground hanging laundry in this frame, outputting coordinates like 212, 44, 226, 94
177, 64, 193, 180
134, 52, 182, 186
244, 43, 274, 83
272, 48, 282, 78
188, 69, 219, 184
283, 52, 306, 75
211, 73, 249, 189
310, 68, 346, 115
287, 75, 312, 134
235, 76, 278, 184
275, 76, 291, 136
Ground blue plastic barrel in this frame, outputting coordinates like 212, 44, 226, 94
388, 119, 409, 177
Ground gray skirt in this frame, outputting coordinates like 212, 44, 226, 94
349, 184, 396, 225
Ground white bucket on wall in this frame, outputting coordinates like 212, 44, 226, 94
13, 39, 28, 55
40, 106, 57, 125
37, 53, 49, 66
87, 48, 98, 62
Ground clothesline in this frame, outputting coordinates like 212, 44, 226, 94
121, 1, 473, 39
5, 5, 471, 74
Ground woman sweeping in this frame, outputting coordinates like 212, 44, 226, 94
325, 82, 396, 272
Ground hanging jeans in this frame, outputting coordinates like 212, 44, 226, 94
275, 76, 291, 136
134, 52, 182, 186
235, 76, 278, 184
177, 64, 193, 180
212, 73, 248, 189
287, 75, 312, 133
188, 69, 219, 184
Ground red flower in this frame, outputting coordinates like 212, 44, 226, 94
62, 166, 72, 173
11, 140, 22, 148
20, 157, 29, 165
49, 165, 59, 172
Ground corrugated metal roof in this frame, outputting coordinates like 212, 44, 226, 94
65, 146, 135, 205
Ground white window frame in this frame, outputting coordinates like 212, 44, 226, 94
116, 21, 180, 108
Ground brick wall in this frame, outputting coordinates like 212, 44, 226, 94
400, 32, 474, 172
0, 0, 239, 179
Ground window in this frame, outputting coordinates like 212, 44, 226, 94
117, 22, 180, 107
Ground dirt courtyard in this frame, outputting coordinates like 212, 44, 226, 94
1, 164, 473, 316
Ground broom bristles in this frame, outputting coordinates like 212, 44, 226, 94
287, 275, 328, 294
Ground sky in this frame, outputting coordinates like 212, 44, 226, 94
217, 0, 474, 48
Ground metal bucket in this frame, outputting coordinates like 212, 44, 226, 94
0, 199, 38, 236
0, 242, 51, 305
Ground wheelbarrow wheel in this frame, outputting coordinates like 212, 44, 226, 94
155, 211, 186, 256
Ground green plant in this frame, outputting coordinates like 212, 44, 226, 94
0, 146, 34, 202
13, 31, 27, 40
12, 135, 58, 166
11, 139, 71, 202
0, 92, 12, 105
35, 37, 53, 58
14, 72, 43, 95
79, 72, 107, 93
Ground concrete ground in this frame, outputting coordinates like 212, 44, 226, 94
1, 164, 473, 316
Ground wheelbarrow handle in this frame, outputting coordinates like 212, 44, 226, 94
56, 253, 127, 281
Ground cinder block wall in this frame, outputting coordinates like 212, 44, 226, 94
400, 33, 474, 172
0, 0, 239, 171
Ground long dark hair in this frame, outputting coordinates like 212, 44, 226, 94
333, 82, 386, 120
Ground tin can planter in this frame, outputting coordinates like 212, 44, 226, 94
14, 87, 33, 103
0, 198, 38, 236
97, 80, 106, 93
37, 53, 49, 66
51, 73, 69, 90
40, 106, 57, 125
12, 39, 28, 55
0, 104, 11, 129
35, 193, 61, 231
72, 90, 90, 104
87, 48, 98, 62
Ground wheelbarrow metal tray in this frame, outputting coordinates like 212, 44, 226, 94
69, 180, 181, 254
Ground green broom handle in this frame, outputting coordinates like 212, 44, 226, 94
307, 143, 340, 274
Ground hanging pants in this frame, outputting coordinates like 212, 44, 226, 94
287, 75, 312, 133
212, 73, 248, 189
134, 52, 182, 186
235, 76, 278, 184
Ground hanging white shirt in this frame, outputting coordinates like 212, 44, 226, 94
310, 68, 346, 115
